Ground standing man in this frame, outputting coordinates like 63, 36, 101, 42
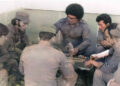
19, 31, 77, 86
54, 3, 93, 57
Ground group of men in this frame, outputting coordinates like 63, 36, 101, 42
55, 3, 120, 86
0, 11, 30, 86
0, 3, 120, 86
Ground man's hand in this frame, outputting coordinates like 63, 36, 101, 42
73, 48, 78, 55
90, 54, 98, 60
85, 59, 103, 68
67, 48, 78, 57
100, 40, 113, 48
84, 60, 93, 67
66, 42, 78, 56
107, 79, 116, 86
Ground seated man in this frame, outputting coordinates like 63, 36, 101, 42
7, 11, 30, 57
107, 63, 120, 86
0, 23, 9, 86
0, 23, 20, 86
54, 3, 94, 57
19, 31, 77, 86
85, 23, 120, 86
95, 14, 115, 63
96, 14, 114, 53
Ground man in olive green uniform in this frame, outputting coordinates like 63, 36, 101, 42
6, 11, 30, 86
7, 11, 30, 56
0, 23, 12, 86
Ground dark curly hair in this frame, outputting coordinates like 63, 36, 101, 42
65, 3, 84, 20
96, 14, 112, 24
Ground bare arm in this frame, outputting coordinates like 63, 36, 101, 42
85, 60, 103, 68
19, 48, 26, 75
19, 59, 24, 75
91, 49, 110, 59
59, 54, 77, 86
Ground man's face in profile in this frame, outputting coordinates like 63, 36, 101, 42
97, 20, 108, 32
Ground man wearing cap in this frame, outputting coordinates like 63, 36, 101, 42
8, 11, 30, 55
54, 3, 93, 58
19, 31, 77, 86
6, 11, 30, 86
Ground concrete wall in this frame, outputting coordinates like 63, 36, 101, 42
24, 9, 120, 47
0, 11, 16, 25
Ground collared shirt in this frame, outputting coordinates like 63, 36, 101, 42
19, 41, 77, 86
54, 18, 91, 51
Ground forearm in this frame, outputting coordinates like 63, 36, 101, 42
19, 61, 24, 75
96, 49, 110, 58
76, 40, 90, 51
91, 60, 103, 68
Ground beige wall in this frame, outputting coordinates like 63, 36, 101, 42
24, 9, 120, 47
0, 9, 120, 47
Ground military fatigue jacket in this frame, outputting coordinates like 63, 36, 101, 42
7, 24, 29, 51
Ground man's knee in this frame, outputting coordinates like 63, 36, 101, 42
84, 46, 95, 57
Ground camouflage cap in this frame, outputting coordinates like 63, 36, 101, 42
15, 11, 30, 24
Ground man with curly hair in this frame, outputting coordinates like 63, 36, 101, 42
54, 3, 94, 57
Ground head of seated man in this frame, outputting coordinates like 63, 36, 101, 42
0, 23, 9, 46
66, 3, 84, 25
96, 14, 112, 32
39, 31, 56, 41
11, 11, 30, 32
